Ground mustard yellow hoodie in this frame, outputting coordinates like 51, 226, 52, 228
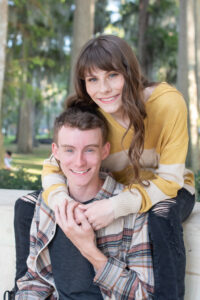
42, 82, 194, 218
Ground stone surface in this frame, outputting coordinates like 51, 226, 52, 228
183, 203, 200, 300
0, 189, 33, 298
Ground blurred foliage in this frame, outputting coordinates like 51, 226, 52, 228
115, 0, 178, 83
0, 168, 41, 190
95, 0, 111, 34
2, 0, 183, 150
3, 0, 74, 139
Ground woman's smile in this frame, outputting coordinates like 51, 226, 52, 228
98, 94, 120, 103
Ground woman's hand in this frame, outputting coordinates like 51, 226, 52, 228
78, 198, 114, 230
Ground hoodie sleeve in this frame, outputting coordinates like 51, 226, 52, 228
41, 155, 72, 210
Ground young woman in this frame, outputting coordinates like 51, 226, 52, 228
42, 35, 194, 299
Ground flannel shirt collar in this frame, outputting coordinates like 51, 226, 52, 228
94, 172, 123, 201
65, 171, 123, 202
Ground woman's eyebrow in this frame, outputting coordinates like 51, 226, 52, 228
85, 73, 96, 78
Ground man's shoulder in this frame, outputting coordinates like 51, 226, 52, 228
19, 190, 41, 205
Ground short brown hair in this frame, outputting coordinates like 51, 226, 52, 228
53, 97, 108, 145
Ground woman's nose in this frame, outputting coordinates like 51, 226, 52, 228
99, 78, 111, 93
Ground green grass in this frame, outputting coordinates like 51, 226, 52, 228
5, 143, 51, 175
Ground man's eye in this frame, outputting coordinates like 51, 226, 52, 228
65, 149, 73, 153
86, 148, 94, 152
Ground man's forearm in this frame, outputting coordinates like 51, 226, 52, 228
81, 245, 108, 271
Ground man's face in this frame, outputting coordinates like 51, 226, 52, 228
52, 126, 110, 190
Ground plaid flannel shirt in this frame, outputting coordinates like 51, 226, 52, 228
16, 173, 154, 300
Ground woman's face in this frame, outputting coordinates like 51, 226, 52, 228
85, 68, 125, 117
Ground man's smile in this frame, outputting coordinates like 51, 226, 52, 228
70, 168, 91, 175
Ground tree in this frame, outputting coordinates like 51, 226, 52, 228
5, 0, 73, 152
94, 0, 111, 34
69, 0, 95, 94
0, 0, 8, 167
177, 0, 199, 171
194, 0, 200, 112
138, 0, 149, 76
177, 0, 190, 166
117, 0, 178, 82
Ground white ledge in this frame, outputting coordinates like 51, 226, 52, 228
0, 189, 34, 206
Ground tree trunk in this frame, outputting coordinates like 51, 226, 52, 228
69, 0, 95, 94
0, 0, 8, 168
138, 0, 149, 76
194, 0, 200, 112
177, 0, 192, 167
17, 93, 34, 153
17, 5, 34, 154
177, 0, 199, 171
187, 0, 199, 172
17, 69, 34, 153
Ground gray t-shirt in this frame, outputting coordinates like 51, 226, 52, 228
48, 199, 103, 300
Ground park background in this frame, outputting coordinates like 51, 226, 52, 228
0, 0, 200, 200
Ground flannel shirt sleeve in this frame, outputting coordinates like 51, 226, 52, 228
16, 205, 54, 300
94, 214, 154, 299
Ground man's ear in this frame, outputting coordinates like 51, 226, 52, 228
52, 142, 59, 160
102, 142, 110, 160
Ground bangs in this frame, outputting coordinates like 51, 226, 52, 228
78, 44, 122, 79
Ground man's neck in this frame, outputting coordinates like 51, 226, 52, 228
68, 178, 104, 203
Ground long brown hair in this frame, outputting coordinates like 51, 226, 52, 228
74, 35, 152, 185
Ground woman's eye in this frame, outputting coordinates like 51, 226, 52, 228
88, 77, 97, 82
109, 73, 118, 78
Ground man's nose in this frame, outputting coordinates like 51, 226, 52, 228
75, 152, 85, 166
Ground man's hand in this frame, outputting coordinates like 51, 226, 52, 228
78, 198, 114, 230
55, 200, 95, 252
55, 200, 108, 271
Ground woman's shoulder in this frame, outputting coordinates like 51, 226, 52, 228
147, 82, 187, 112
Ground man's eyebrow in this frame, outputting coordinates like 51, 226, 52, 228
60, 144, 74, 148
85, 144, 100, 148
60, 144, 100, 148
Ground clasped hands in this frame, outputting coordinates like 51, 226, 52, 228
55, 200, 95, 256
55, 197, 114, 232
55, 199, 110, 270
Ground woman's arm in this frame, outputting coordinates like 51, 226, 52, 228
42, 155, 72, 210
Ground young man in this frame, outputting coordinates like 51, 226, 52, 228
16, 104, 154, 300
